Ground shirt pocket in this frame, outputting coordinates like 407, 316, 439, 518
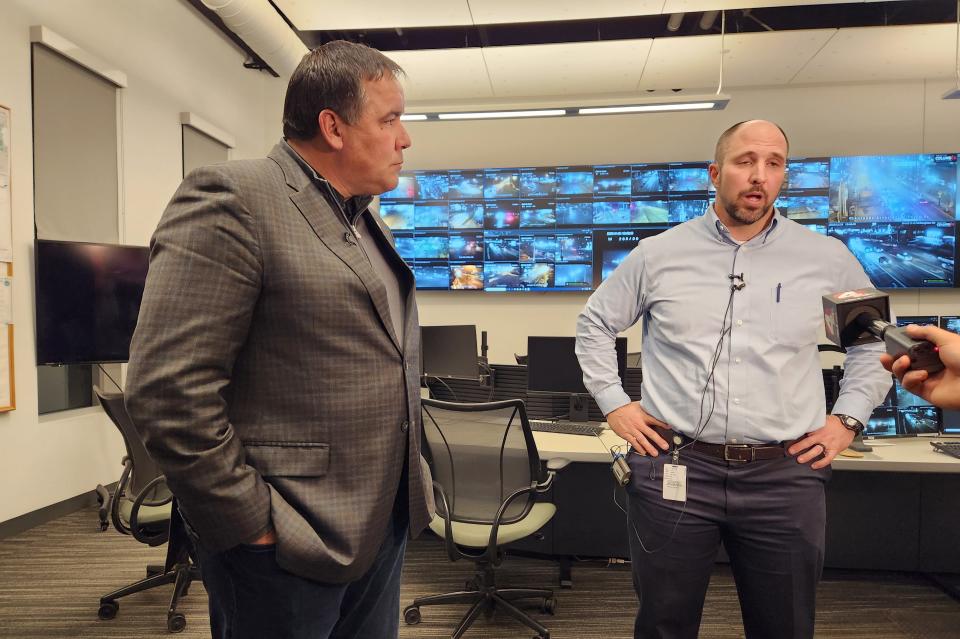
770, 286, 821, 348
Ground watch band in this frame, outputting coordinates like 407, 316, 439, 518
834, 413, 865, 435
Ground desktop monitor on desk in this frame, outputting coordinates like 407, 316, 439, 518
421, 325, 480, 380
940, 316, 960, 334
526, 336, 627, 422
864, 377, 941, 438
896, 315, 939, 328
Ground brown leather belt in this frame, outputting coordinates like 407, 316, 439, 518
652, 427, 799, 464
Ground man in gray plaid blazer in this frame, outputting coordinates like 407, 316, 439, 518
125, 41, 432, 638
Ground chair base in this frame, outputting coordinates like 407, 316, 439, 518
404, 564, 555, 639
98, 561, 201, 634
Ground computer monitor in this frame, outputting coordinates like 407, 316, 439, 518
527, 336, 627, 421
896, 315, 938, 328
940, 316, 960, 334
420, 325, 479, 380
864, 376, 941, 438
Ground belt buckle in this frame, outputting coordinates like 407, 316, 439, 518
723, 444, 754, 463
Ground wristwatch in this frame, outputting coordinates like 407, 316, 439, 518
833, 413, 865, 435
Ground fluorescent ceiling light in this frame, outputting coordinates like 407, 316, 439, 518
400, 113, 428, 121
579, 102, 719, 114
405, 94, 730, 121
437, 109, 566, 120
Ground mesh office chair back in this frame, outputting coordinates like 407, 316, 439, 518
421, 398, 541, 527
95, 387, 167, 500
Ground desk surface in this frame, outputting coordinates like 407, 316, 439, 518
533, 429, 960, 473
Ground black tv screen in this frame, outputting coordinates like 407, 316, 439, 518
35, 239, 150, 365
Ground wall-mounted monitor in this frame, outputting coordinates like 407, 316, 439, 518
380, 151, 960, 291
35, 239, 150, 365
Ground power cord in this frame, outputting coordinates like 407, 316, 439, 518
97, 364, 123, 393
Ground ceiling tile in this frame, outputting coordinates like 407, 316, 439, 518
468, 0, 665, 25
272, 0, 473, 30
387, 48, 495, 103
792, 24, 960, 84
483, 40, 653, 98
640, 29, 837, 91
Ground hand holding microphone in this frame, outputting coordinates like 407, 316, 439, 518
881, 324, 960, 410
822, 288, 944, 375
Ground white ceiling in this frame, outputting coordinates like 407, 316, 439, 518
385, 23, 959, 106
274, 0, 895, 30
266, 1, 959, 107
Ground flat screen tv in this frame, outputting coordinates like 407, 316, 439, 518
35, 239, 150, 365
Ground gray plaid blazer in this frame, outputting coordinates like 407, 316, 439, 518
125, 142, 432, 584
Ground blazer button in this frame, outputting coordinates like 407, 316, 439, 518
400, 420, 409, 433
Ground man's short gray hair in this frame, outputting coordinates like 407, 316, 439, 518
283, 40, 404, 140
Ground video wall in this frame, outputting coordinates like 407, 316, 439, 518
378, 152, 960, 291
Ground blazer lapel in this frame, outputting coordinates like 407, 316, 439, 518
270, 145, 403, 355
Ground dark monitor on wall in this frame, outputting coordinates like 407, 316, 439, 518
35, 239, 150, 365
420, 325, 479, 380
527, 335, 627, 421
896, 315, 939, 328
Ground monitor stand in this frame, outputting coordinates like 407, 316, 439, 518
848, 432, 873, 453
569, 393, 590, 422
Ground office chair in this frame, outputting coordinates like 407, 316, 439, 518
94, 386, 200, 633
404, 398, 568, 639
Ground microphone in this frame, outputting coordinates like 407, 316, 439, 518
343, 231, 357, 246
822, 288, 944, 374
728, 272, 746, 291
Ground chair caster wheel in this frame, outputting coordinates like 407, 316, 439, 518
98, 600, 119, 620
403, 606, 421, 625
542, 596, 557, 614
167, 612, 187, 633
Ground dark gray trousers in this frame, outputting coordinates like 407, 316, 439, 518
626, 448, 830, 639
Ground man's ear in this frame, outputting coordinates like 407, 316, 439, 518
317, 109, 345, 151
708, 162, 720, 189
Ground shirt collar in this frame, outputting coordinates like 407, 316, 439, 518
703, 201, 783, 246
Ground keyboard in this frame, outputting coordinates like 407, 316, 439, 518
529, 420, 604, 437
930, 441, 960, 460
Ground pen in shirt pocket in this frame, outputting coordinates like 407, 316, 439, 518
776, 283, 782, 303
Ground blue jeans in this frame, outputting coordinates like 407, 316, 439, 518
189, 507, 409, 639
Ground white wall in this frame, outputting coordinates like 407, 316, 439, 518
391, 80, 960, 363
0, 0, 281, 524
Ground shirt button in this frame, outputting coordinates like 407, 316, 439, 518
735, 319, 743, 327
735, 357, 742, 364
400, 421, 409, 433
733, 398, 740, 405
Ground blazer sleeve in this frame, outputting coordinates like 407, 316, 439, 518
124, 164, 272, 552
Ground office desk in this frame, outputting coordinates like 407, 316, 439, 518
519, 431, 960, 577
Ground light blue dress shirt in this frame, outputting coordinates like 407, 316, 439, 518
576, 206, 891, 444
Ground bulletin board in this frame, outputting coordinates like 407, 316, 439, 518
0, 105, 16, 412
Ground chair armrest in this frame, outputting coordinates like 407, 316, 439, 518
130, 475, 174, 546
536, 457, 570, 493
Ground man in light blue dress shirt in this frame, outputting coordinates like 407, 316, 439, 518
576, 120, 891, 639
